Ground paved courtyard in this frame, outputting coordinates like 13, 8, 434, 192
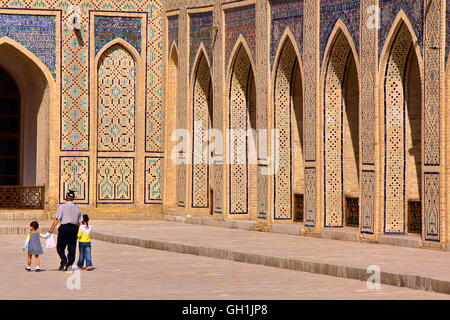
1, 235, 448, 300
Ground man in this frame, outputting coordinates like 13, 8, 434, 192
48, 190, 82, 271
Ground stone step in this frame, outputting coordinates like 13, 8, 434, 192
0, 211, 49, 220
89, 231, 450, 296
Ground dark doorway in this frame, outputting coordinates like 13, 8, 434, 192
0, 67, 20, 186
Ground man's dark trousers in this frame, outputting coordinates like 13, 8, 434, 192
57, 224, 79, 268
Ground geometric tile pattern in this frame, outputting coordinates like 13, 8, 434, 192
303, 0, 318, 162
273, 39, 298, 220
97, 157, 134, 204
145, 156, 162, 204
379, 0, 423, 55
97, 44, 136, 152
189, 11, 213, 74
225, 5, 256, 66
61, 5, 89, 152
168, 15, 179, 49
424, 173, 440, 241
94, 16, 142, 55
0, 13, 57, 76
96, 44, 136, 152
447, 0, 450, 61
423, 0, 440, 166
270, 0, 303, 66
423, 0, 441, 241
146, 3, 164, 154
359, 0, 377, 234
302, 0, 318, 227
192, 53, 211, 208
384, 23, 412, 234
324, 31, 351, 227
212, 4, 224, 215
361, 170, 375, 234
177, 160, 186, 207
320, 0, 359, 61
360, 0, 377, 166
229, 45, 252, 214
59, 156, 89, 204
304, 167, 316, 227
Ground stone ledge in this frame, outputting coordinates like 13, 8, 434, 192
320, 228, 359, 242
90, 231, 450, 296
224, 220, 256, 231
379, 235, 422, 249
0, 211, 49, 220
270, 223, 303, 236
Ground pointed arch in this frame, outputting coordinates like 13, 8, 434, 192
95, 38, 141, 64
191, 46, 213, 210
190, 42, 211, 84
228, 37, 256, 216
0, 37, 56, 188
271, 27, 303, 78
380, 12, 424, 235
226, 34, 256, 85
96, 42, 137, 152
379, 10, 423, 80
272, 31, 305, 221
322, 19, 361, 228
169, 41, 179, 64
0, 37, 55, 90
321, 19, 360, 80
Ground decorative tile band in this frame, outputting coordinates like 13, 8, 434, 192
0, 13, 56, 76
94, 16, 142, 55
59, 156, 89, 205
97, 157, 134, 204
145, 156, 163, 204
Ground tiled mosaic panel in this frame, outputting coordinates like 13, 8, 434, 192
229, 46, 252, 214
189, 11, 213, 74
379, 0, 423, 55
225, 5, 256, 67
361, 170, 375, 233
97, 157, 134, 203
320, 0, 359, 61
212, 5, 224, 215
359, 0, 377, 234
146, 4, 164, 154
324, 31, 351, 227
168, 15, 179, 49
274, 40, 297, 220
302, 0, 318, 227
304, 167, 316, 227
177, 160, 186, 207
145, 157, 162, 203
61, 5, 89, 151
214, 162, 223, 213
59, 157, 89, 204
97, 44, 136, 152
257, 165, 268, 218
192, 54, 211, 208
424, 173, 440, 241
94, 16, 142, 56
360, 0, 377, 165
0, 0, 162, 154
270, 0, 303, 66
423, 0, 440, 166
303, 0, 317, 162
0, 13, 56, 76
176, 13, 187, 208
384, 23, 412, 234
422, 0, 441, 242
447, 0, 450, 61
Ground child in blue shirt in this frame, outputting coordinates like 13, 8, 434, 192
22, 221, 51, 272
